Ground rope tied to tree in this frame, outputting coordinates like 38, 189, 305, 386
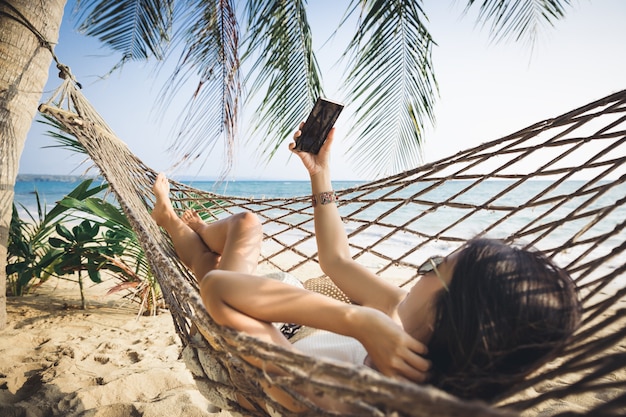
0, 0, 81, 89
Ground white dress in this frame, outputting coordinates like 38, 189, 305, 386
292, 329, 368, 366
264, 271, 368, 366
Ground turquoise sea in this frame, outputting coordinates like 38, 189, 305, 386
13, 176, 626, 246
12, 176, 364, 216
14, 177, 626, 227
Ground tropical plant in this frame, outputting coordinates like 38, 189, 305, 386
73, 0, 574, 177
6, 201, 58, 296
36, 114, 169, 314
47, 219, 106, 309
7, 178, 161, 313
56, 195, 161, 315
6, 180, 107, 295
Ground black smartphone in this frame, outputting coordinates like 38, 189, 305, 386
294, 97, 344, 154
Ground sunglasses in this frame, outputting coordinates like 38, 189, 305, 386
417, 255, 448, 290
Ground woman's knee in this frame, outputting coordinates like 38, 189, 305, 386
231, 211, 262, 237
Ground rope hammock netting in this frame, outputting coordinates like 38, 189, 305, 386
39, 77, 626, 416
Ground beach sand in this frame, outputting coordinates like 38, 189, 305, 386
0, 277, 226, 417
2, 271, 625, 416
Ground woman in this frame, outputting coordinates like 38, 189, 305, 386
151, 125, 581, 409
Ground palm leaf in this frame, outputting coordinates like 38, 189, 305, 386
75, 0, 174, 62
39, 115, 101, 179
18, 180, 109, 247
44, 179, 108, 223
463, 0, 573, 47
58, 196, 131, 229
343, 0, 437, 177
156, 0, 240, 176
39, 115, 89, 154
243, 0, 323, 160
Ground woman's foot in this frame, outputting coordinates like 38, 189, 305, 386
182, 209, 222, 265
151, 173, 177, 226
182, 209, 207, 234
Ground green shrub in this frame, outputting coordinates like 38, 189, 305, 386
7, 179, 161, 314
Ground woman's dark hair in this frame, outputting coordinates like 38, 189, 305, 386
427, 238, 582, 400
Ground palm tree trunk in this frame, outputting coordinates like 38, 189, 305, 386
0, 0, 66, 329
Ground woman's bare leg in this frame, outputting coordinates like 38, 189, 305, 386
182, 209, 262, 274
152, 173, 262, 277
151, 173, 219, 280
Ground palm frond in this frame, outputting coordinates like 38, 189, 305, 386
38, 115, 97, 175
463, 0, 573, 47
75, 0, 174, 62
343, 0, 437, 177
39, 115, 87, 154
243, 0, 323, 160
158, 0, 240, 177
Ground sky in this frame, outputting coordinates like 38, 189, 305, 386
19, 0, 626, 181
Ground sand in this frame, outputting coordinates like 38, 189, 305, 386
0, 277, 226, 417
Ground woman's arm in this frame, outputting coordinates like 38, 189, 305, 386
290, 127, 406, 313
200, 269, 430, 382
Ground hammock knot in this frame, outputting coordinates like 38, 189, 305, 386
56, 63, 82, 89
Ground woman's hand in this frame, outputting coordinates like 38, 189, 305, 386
355, 307, 431, 383
289, 122, 335, 178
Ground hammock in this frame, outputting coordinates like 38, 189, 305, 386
39, 80, 626, 417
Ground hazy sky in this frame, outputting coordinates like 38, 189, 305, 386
20, 0, 626, 181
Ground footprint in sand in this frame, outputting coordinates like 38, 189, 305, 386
125, 350, 142, 364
